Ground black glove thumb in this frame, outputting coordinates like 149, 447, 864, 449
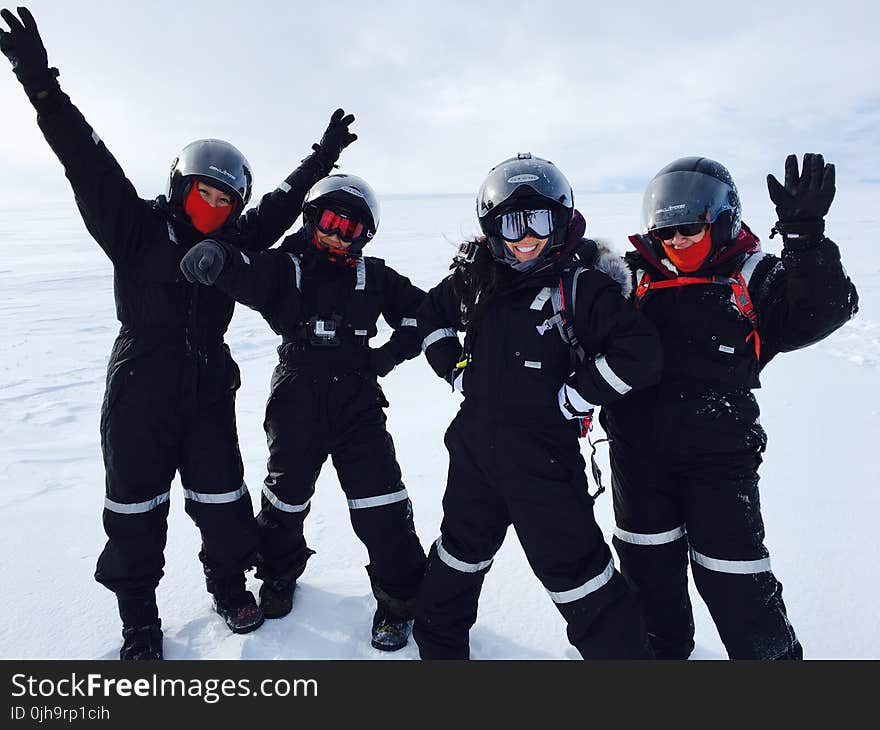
766, 172, 787, 207
181, 239, 226, 285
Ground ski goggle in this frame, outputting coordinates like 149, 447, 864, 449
651, 222, 707, 241
494, 209, 555, 242
314, 208, 367, 242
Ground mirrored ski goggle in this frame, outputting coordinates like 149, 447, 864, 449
494, 209, 555, 242
315, 208, 367, 242
651, 222, 707, 241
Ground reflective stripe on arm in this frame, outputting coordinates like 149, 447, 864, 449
421, 327, 459, 352
595, 354, 632, 395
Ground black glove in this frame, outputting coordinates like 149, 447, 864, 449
309, 108, 357, 169
767, 153, 835, 239
0, 7, 58, 98
180, 240, 227, 285
368, 345, 398, 378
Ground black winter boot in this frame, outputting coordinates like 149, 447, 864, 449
212, 592, 264, 634
210, 574, 264, 634
120, 621, 163, 660
371, 606, 413, 652
259, 576, 297, 619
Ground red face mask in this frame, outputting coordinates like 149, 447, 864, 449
312, 230, 358, 266
661, 225, 713, 272
183, 179, 234, 234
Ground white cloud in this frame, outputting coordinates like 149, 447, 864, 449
0, 0, 876, 204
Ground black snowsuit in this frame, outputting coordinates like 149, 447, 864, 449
600, 226, 859, 659
27, 82, 337, 626
206, 231, 428, 611
412, 242, 664, 659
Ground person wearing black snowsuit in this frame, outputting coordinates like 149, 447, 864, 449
0, 7, 357, 659
601, 154, 858, 660
180, 173, 428, 651
412, 154, 663, 659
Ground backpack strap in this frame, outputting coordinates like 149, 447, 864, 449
551, 266, 587, 363
730, 270, 761, 361
634, 269, 651, 307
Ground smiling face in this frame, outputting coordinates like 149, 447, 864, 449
315, 231, 352, 251
504, 233, 549, 263
664, 224, 709, 250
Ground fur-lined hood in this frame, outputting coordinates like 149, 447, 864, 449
590, 238, 634, 300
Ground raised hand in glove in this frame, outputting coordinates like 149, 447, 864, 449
310, 108, 357, 168
767, 153, 835, 239
0, 6, 57, 96
180, 240, 227, 285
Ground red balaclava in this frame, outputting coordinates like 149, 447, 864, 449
183, 178, 234, 234
661, 225, 713, 273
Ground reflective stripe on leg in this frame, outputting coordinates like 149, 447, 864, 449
262, 485, 311, 513
546, 557, 616, 605
104, 491, 171, 514
183, 482, 248, 504
434, 537, 493, 573
614, 524, 687, 546
690, 548, 771, 574
347, 488, 409, 510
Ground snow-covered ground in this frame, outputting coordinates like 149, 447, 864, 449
1, 185, 877, 659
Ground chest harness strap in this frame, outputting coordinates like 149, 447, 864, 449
634, 269, 761, 361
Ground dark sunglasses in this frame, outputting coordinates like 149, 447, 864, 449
651, 222, 707, 241
314, 208, 367, 242
495, 209, 555, 242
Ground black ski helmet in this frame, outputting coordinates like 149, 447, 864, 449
642, 156, 741, 246
302, 173, 380, 254
167, 139, 253, 222
476, 153, 574, 271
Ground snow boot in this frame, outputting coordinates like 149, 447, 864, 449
371, 606, 413, 652
259, 576, 297, 619
210, 574, 264, 634
212, 591, 264, 634
120, 621, 163, 660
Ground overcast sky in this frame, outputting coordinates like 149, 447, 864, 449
1, 0, 877, 204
